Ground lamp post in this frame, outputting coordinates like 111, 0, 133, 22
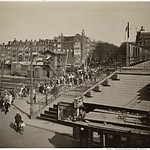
30, 42, 34, 118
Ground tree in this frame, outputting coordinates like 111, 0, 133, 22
89, 41, 119, 67
117, 42, 126, 66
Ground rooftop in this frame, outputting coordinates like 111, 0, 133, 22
84, 72, 150, 112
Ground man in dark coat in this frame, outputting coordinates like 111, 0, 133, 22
4, 101, 10, 115
14, 112, 22, 131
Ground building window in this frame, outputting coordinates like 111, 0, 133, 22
93, 131, 101, 143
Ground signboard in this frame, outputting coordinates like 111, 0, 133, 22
74, 42, 81, 55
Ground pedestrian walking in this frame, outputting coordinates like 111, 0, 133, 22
33, 89, 36, 104
14, 112, 22, 132
10, 88, 15, 103
8, 93, 13, 106
4, 101, 10, 115
26, 84, 30, 95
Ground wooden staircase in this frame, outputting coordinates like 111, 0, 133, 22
37, 105, 58, 122
37, 102, 74, 125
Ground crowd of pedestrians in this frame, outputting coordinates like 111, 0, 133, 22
0, 88, 15, 114
35, 66, 103, 98
0, 65, 104, 116
55, 66, 103, 87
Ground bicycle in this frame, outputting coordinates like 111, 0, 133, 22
15, 120, 25, 134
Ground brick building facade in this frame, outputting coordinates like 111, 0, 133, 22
0, 30, 95, 69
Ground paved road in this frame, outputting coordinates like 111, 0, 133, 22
0, 105, 78, 148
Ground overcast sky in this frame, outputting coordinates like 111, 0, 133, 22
0, 2, 150, 46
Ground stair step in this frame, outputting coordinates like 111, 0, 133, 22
49, 107, 57, 112
37, 116, 57, 123
45, 110, 57, 115
53, 104, 58, 108
40, 113, 58, 120
59, 101, 73, 106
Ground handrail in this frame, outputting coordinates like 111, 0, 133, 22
81, 69, 117, 97
32, 84, 69, 115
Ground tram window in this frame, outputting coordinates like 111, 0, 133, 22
121, 136, 127, 141
108, 134, 113, 139
93, 132, 101, 143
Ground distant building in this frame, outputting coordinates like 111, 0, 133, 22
136, 26, 150, 50
0, 31, 95, 70
55, 30, 96, 69
6, 38, 54, 62
124, 26, 150, 67
0, 44, 4, 63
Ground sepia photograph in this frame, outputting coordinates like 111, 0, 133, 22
0, 1, 150, 148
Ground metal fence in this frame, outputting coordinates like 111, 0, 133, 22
32, 84, 68, 115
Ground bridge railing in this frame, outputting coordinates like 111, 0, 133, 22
32, 84, 69, 116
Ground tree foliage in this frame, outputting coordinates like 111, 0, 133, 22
117, 42, 126, 66
118, 42, 126, 58
89, 41, 119, 66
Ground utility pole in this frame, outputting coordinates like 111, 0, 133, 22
126, 22, 130, 67
64, 49, 69, 75
30, 42, 34, 118
0, 44, 6, 89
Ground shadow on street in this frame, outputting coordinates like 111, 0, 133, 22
9, 122, 23, 135
9, 122, 17, 131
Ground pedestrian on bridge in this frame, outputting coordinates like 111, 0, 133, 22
33, 89, 36, 104
10, 88, 15, 103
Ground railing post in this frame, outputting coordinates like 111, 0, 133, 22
45, 89, 48, 106
102, 131, 106, 148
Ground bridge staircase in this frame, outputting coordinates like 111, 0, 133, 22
36, 69, 113, 123
37, 105, 58, 122
37, 101, 73, 126
43, 61, 61, 79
